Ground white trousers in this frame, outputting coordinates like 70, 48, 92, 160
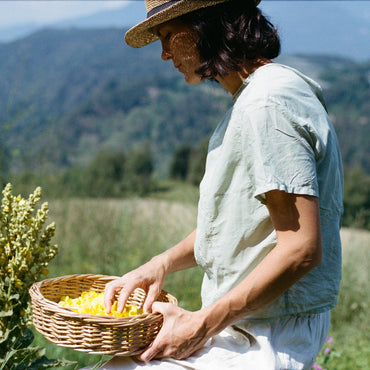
86, 311, 330, 370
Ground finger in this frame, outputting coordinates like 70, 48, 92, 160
137, 337, 164, 362
152, 301, 174, 316
143, 285, 161, 313
116, 282, 139, 312
104, 281, 121, 313
104, 277, 129, 313
136, 303, 170, 361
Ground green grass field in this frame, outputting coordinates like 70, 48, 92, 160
32, 190, 369, 369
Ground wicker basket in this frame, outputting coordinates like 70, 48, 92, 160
29, 274, 177, 356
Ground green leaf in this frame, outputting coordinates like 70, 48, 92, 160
9, 294, 20, 301
0, 348, 18, 370
28, 356, 76, 369
0, 322, 21, 346
0, 309, 13, 317
0, 343, 76, 370
0, 328, 10, 345
14, 328, 34, 349
1, 346, 43, 370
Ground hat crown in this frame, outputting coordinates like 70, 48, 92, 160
145, 0, 261, 13
127, 0, 262, 48
145, 0, 176, 14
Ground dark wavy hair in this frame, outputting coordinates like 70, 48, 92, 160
179, 0, 280, 80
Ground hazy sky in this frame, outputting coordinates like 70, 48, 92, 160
0, 1, 130, 27
0, 1, 368, 27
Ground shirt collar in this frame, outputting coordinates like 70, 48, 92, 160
232, 78, 250, 103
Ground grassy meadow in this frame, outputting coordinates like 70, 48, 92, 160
31, 186, 369, 369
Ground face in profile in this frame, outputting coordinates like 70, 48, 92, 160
154, 20, 203, 84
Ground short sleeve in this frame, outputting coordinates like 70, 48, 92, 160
239, 103, 319, 203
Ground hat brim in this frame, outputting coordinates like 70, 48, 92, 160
125, 0, 233, 48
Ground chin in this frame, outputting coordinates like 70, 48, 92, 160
184, 74, 202, 85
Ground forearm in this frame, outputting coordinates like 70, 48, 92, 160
105, 229, 198, 313
154, 228, 197, 275
137, 235, 322, 362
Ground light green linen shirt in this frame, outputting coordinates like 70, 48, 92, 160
194, 63, 343, 320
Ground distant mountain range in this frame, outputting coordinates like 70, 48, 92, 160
0, 27, 368, 177
0, 2, 145, 44
0, 1, 369, 61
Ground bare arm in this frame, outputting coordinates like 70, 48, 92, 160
104, 229, 197, 313
139, 190, 323, 361
200, 191, 322, 333
161, 229, 198, 274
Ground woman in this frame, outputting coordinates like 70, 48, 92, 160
102, 0, 344, 368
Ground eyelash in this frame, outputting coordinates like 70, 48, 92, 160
164, 33, 171, 41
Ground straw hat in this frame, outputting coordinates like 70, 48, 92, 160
125, 0, 261, 48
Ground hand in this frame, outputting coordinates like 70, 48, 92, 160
137, 303, 209, 362
104, 256, 167, 314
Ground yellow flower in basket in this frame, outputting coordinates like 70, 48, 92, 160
59, 290, 144, 317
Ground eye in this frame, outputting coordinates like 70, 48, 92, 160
164, 32, 172, 41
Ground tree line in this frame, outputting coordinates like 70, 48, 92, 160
1, 144, 154, 199
1, 139, 369, 231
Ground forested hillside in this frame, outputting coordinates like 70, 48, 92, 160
0, 28, 369, 227
1, 27, 369, 173
0, 27, 230, 175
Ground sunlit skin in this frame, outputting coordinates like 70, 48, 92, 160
154, 20, 202, 85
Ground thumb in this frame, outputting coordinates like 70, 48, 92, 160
151, 301, 178, 319
151, 301, 169, 315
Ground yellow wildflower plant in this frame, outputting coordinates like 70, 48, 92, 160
0, 183, 69, 369
59, 290, 144, 317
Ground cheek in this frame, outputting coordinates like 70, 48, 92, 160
171, 32, 200, 66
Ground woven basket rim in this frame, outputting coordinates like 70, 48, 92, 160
29, 273, 175, 324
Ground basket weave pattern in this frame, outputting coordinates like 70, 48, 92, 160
29, 274, 177, 356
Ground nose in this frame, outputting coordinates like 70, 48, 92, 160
161, 42, 172, 61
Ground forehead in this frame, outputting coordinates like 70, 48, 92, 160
152, 19, 189, 37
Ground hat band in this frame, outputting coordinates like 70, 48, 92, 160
147, 0, 182, 18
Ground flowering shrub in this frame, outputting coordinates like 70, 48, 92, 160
312, 336, 340, 370
0, 183, 72, 369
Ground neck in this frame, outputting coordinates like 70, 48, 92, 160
216, 59, 272, 95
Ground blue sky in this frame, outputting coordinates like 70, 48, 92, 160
0, 1, 368, 27
0, 1, 130, 26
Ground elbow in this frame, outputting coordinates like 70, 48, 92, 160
302, 239, 322, 271
286, 236, 323, 274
